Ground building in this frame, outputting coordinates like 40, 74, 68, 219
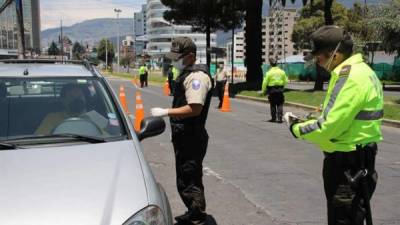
226, 31, 245, 64
122, 36, 135, 58
133, 4, 148, 56
145, 0, 217, 63
134, 4, 146, 37
262, 8, 298, 63
224, 8, 298, 65
0, 0, 41, 59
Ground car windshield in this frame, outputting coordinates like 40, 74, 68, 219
0, 77, 126, 141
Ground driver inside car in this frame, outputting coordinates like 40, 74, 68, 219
36, 83, 90, 135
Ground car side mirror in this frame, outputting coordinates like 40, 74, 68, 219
137, 117, 166, 141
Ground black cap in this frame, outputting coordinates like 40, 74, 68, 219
166, 37, 197, 61
310, 25, 353, 55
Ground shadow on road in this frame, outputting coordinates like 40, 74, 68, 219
205, 215, 218, 225
173, 214, 218, 225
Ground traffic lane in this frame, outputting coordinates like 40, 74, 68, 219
108, 78, 276, 225
109, 78, 400, 224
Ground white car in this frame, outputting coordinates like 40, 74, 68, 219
0, 59, 173, 225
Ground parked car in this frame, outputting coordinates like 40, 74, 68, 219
0, 59, 173, 225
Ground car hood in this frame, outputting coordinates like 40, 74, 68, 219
0, 140, 148, 225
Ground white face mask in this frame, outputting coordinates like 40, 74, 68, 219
323, 42, 341, 72
172, 58, 185, 71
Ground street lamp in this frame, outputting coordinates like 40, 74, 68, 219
114, 8, 122, 73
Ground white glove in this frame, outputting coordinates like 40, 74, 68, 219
151, 107, 169, 117
284, 112, 300, 126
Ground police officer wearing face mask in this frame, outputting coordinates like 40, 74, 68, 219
150, 37, 213, 225
286, 26, 383, 225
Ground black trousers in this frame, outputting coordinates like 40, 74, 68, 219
172, 125, 208, 218
140, 73, 148, 87
216, 81, 226, 108
323, 144, 378, 225
267, 87, 284, 120
168, 79, 175, 95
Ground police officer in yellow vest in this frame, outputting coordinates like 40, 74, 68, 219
139, 64, 148, 88
286, 26, 383, 225
262, 58, 288, 123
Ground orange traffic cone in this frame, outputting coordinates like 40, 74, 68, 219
134, 90, 145, 131
163, 81, 170, 96
131, 76, 139, 87
220, 82, 231, 112
119, 85, 129, 113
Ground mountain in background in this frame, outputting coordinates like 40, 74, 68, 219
41, 18, 134, 47
41, 0, 389, 48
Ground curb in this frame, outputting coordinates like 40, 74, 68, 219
236, 95, 400, 129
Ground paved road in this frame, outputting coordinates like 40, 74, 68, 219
109, 77, 400, 225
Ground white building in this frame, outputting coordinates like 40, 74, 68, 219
262, 8, 298, 63
224, 9, 298, 65
226, 31, 245, 64
145, 0, 217, 63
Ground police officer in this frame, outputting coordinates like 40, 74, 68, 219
286, 26, 383, 225
262, 58, 288, 123
167, 64, 179, 96
139, 64, 148, 88
214, 64, 227, 108
150, 37, 213, 225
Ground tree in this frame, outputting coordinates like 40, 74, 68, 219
244, 0, 263, 88
120, 54, 135, 73
48, 41, 60, 56
97, 39, 115, 67
161, 0, 245, 68
369, 0, 400, 57
292, 0, 348, 51
72, 42, 85, 60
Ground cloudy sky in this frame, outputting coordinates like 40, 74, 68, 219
40, 0, 146, 30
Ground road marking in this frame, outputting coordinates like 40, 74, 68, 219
203, 167, 224, 181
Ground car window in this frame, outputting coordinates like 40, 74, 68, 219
0, 77, 126, 141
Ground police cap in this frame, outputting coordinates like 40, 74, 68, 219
310, 25, 353, 55
166, 37, 197, 61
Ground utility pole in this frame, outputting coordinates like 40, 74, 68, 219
15, 0, 25, 59
60, 19, 64, 61
114, 8, 122, 74
105, 39, 108, 70
231, 0, 235, 85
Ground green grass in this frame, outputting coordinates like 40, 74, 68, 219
101, 70, 166, 84
238, 90, 400, 121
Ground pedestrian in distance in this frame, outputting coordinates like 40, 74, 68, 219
261, 58, 288, 123
214, 64, 227, 109
285, 25, 383, 225
150, 37, 214, 225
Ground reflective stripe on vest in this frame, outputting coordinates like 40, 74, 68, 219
324, 76, 348, 118
355, 109, 384, 120
300, 117, 325, 135
299, 76, 348, 136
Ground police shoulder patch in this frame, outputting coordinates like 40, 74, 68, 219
339, 65, 351, 76
192, 79, 201, 90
